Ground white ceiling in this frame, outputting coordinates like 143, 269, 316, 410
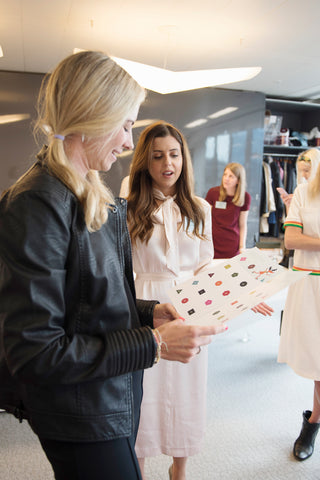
1, 0, 320, 100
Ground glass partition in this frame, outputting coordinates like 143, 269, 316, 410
0, 72, 265, 247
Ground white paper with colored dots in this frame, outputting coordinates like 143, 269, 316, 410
167, 247, 308, 326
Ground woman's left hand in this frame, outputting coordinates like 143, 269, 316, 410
153, 303, 181, 328
251, 302, 274, 316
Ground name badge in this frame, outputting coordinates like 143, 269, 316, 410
215, 201, 227, 209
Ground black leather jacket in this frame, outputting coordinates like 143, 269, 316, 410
0, 154, 158, 442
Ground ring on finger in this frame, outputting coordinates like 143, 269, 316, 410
197, 346, 201, 355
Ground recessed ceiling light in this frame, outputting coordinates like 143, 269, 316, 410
185, 118, 208, 129
73, 48, 85, 54
208, 107, 239, 119
0, 114, 30, 125
133, 119, 156, 129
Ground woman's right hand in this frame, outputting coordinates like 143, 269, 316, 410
155, 319, 228, 364
282, 193, 293, 210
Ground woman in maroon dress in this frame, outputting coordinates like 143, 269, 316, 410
205, 162, 251, 259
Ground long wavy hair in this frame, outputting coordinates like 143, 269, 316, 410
219, 162, 246, 207
127, 121, 206, 245
20, 50, 145, 232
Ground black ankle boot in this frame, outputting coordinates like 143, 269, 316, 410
293, 410, 320, 461
279, 249, 294, 268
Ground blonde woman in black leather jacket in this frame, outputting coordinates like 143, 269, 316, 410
0, 51, 226, 480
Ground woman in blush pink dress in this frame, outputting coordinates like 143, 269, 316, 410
126, 121, 273, 480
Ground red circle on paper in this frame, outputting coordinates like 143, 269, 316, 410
181, 298, 189, 304
222, 290, 230, 296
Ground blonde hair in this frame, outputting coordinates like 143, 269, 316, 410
308, 161, 320, 197
127, 121, 206, 244
296, 148, 320, 185
33, 50, 145, 232
219, 162, 246, 207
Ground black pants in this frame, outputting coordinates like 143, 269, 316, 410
39, 434, 142, 480
38, 371, 143, 480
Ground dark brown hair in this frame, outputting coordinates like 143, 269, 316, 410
127, 121, 206, 244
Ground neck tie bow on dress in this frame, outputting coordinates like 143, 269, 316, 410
152, 189, 182, 275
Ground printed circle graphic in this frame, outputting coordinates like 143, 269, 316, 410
215, 280, 222, 286
181, 298, 189, 304
231, 272, 238, 277
240, 281, 247, 287
248, 264, 255, 269
222, 290, 230, 296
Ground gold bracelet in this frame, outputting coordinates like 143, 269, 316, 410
151, 329, 161, 364
152, 328, 169, 364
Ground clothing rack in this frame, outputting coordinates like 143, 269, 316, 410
261, 152, 297, 238
263, 152, 298, 158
